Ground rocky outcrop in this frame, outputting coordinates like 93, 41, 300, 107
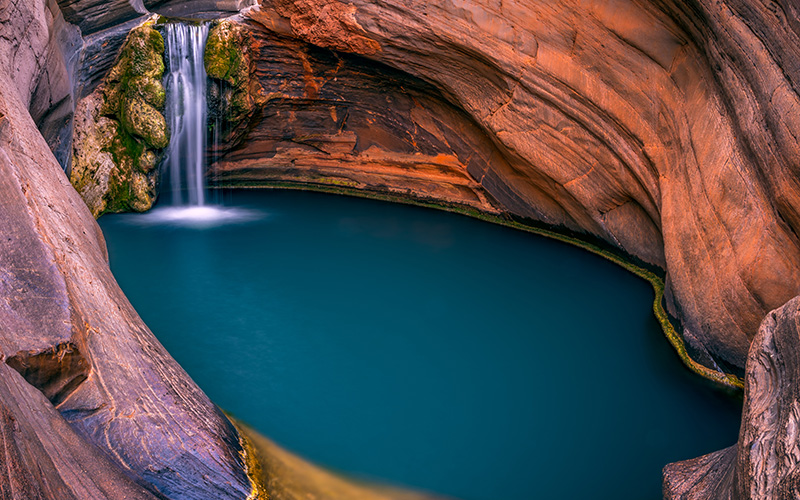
70, 21, 167, 216
664, 296, 800, 499
206, 19, 265, 147
0, 0, 256, 497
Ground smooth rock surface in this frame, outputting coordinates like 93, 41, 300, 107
0, 0, 255, 497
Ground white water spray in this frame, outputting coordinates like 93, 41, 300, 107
152, 22, 261, 228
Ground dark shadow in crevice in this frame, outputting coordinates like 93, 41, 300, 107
6, 342, 90, 408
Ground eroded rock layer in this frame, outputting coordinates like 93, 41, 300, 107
213, 0, 800, 373
210, 23, 503, 213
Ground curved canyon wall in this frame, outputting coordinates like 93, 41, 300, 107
3, 0, 800, 498
214, 0, 800, 374
0, 0, 255, 498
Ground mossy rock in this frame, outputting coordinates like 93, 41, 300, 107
122, 27, 165, 80
204, 20, 248, 87
101, 84, 123, 116
205, 20, 265, 147
102, 23, 168, 141
121, 95, 169, 149
102, 129, 157, 214
130, 172, 156, 212
139, 149, 158, 173
72, 20, 167, 217
126, 76, 166, 109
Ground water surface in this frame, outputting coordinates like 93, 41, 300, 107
99, 189, 742, 500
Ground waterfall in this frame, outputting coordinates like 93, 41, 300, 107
163, 23, 210, 207
136, 22, 260, 228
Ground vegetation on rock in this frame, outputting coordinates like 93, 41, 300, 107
70, 20, 168, 217
205, 21, 247, 85
205, 20, 265, 148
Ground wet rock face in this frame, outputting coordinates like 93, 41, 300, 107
233, 0, 800, 372
206, 19, 265, 147
70, 21, 168, 216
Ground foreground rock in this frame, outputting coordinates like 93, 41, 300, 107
0, 0, 255, 497
664, 296, 800, 499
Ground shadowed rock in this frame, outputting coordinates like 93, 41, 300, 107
664, 296, 800, 499
0, 0, 256, 497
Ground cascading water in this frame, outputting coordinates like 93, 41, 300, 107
143, 22, 260, 227
163, 23, 209, 207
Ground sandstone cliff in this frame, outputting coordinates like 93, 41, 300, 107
0, 0, 254, 497
4, 0, 800, 498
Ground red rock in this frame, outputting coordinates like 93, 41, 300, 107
230, 0, 800, 370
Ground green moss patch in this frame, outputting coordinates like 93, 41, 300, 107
205, 20, 265, 147
86, 20, 168, 215
205, 20, 248, 86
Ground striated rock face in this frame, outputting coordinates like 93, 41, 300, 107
209, 22, 504, 214
664, 296, 800, 499
53, 0, 145, 35
0, 0, 256, 498
216, 0, 800, 372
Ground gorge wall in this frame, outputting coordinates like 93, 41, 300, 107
0, 0, 255, 498
219, 0, 800, 376
3, 0, 800, 498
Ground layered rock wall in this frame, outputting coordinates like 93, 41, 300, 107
213, 0, 800, 372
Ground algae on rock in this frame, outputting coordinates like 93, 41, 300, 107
205, 20, 265, 149
70, 21, 168, 217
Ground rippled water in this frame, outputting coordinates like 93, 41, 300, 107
99, 189, 742, 500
